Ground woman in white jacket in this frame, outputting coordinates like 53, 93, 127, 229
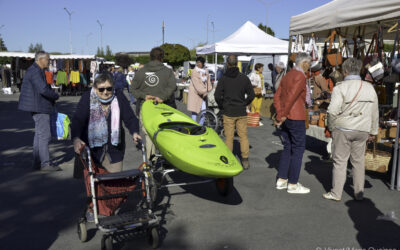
248, 63, 264, 114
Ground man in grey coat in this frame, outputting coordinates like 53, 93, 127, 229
18, 51, 61, 171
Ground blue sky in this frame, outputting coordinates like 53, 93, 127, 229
0, 0, 331, 54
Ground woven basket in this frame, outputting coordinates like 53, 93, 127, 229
365, 142, 391, 173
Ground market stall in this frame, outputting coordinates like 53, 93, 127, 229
0, 52, 96, 95
289, 0, 400, 189
196, 21, 289, 121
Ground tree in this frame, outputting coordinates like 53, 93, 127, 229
135, 55, 150, 65
0, 35, 9, 65
96, 47, 105, 58
160, 43, 191, 68
258, 23, 275, 37
28, 43, 44, 53
0, 35, 7, 51
115, 53, 133, 68
105, 45, 114, 61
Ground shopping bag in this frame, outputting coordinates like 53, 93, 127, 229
50, 112, 70, 140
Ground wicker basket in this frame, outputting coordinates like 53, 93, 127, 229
365, 142, 391, 173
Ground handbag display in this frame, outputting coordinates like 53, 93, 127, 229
368, 62, 385, 81
329, 69, 344, 84
290, 35, 303, 62
326, 30, 343, 67
363, 33, 379, 72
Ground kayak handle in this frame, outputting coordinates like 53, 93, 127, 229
161, 112, 174, 116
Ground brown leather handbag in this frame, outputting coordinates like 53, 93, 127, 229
326, 30, 343, 67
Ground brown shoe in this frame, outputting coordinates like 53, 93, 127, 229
241, 158, 250, 170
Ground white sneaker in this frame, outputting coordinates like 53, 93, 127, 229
323, 192, 341, 201
287, 183, 310, 194
276, 179, 288, 190
259, 122, 264, 126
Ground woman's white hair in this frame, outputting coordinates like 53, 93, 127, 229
295, 52, 312, 66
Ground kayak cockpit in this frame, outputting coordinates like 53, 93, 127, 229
157, 122, 207, 135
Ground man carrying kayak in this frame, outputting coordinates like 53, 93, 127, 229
131, 47, 177, 160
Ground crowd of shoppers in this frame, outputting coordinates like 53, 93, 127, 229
17, 47, 380, 202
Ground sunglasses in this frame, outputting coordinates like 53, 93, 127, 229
98, 87, 113, 93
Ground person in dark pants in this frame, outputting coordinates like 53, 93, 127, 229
114, 67, 128, 91
214, 55, 255, 169
273, 53, 311, 194
18, 51, 61, 171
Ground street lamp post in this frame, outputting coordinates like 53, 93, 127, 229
211, 21, 215, 44
257, 0, 281, 29
63, 8, 74, 54
97, 20, 104, 51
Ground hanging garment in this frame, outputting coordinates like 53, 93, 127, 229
57, 59, 64, 71
79, 60, 84, 73
90, 61, 97, 74
79, 73, 87, 85
70, 71, 80, 84
64, 60, 70, 73
56, 71, 68, 86
45, 71, 53, 84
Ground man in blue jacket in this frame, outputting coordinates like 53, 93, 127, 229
18, 51, 61, 171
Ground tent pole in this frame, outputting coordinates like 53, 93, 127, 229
286, 35, 293, 73
391, 77, 400, 190
215, 52, 217, 81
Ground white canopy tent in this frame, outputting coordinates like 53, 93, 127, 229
196, 21, 289, 55
289, 0, 400, 39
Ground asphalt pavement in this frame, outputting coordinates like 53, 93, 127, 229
0, 92, 399, 250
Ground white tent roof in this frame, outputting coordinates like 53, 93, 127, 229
289, 0, 400, 39
196, 21, 288, 55
0, 51, 95, 60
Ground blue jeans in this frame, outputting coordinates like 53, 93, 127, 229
191, 100, 206, 125
32, 113, 51, 168
277, 119, 306, 184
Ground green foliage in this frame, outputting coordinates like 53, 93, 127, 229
0, 35, 7, 51
135, 55, 150, 65
384, 43, 395, 53
105, 45, 114, 61
0, 36, 9, 65
190, 42, 206, 60
28, 43, 44, 53
160, 43, 191, 68
206, 54, 224, 64
96, 47, 105, 57
115, 54, 133, 69
258, 23, 275, 37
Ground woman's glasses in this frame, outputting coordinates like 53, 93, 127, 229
98, 87, 113, 93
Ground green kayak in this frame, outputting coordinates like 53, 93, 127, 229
141, 101, 243, 178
